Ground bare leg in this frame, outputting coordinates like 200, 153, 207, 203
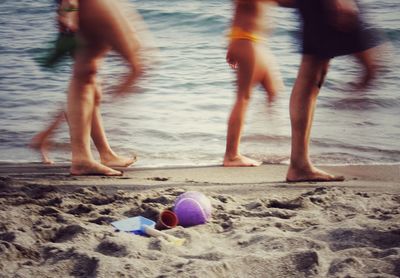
90, 83, 137, 167
224, 40, 261, 167
260, 47, 285, 103
67, 0, 145, 176
352, 46, 380, 90
224, 92, 261, 167
286, 55, 344, 182
30, 110, 65, 164
79, 0, 143, 97
67, 47, 122, 176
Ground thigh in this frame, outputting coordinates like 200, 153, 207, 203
79, 0, 140, 64
229, 40, 257, 99
72, 41, 108, 83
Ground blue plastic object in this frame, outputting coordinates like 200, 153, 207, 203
111, 216, 156, 236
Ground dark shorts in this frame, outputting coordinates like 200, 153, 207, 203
298, 0, 383, 58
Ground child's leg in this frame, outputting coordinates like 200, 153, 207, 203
30, 110, 65, 164
224, 40, 262, 167
287, 55, 344, 182
90, 82, 137, 167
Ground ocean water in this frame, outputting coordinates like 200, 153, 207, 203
0, 0, 399, 167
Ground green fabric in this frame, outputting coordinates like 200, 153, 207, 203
63, 7, 79, 12
35, 33, 79, 69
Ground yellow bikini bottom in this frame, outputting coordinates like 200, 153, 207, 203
228, 27, 262, 43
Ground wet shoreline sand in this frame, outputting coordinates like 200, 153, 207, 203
0, 163, 399, 277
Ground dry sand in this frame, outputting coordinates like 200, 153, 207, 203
0, 163, 399, 278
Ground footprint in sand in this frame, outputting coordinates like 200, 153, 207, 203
52, 224, 85, 243
70, 255, 99, 278
68, 204, 94, 215
0, 232, 16, 242
89, 216, 118, 226
96, 240, 128, 257
41, 246, 99, 277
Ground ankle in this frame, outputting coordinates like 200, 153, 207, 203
289, 159, 313, 171
224, 153, 240, 161
99, 149, 118, 160
71, 157, 96, 166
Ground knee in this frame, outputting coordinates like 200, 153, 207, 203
94, 85, 102, 106
235, 92, 251, 105
73, 62, 98, 85
128, 58, 144, 79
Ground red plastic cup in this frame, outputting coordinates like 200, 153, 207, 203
156, 210, 179, 230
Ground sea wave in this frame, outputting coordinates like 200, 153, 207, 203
325, 97, 400, 111
139, 8, 227, 32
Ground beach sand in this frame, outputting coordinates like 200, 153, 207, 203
0, 163, 399, 277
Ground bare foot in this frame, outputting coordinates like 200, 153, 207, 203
101, 154, 137, 168
29, 134, 54, 164
41, 155, 54, 165
286, 166, 345, 182
70, 160, 123, 176
223, 155, 262, 167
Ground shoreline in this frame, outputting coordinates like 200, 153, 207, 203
0, 163, 398, 198
1, 160, 400, 166
0, 162, 398, 183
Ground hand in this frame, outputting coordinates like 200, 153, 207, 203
58, 14, 79, 33
58, 0, 79, 33
111, 61, 145, 99
226, 48, 238, 69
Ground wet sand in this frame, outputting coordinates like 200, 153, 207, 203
0, 163, 399, 277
